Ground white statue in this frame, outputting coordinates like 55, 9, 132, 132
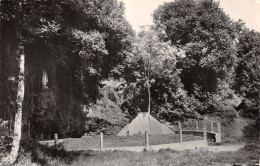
42, 69, 48, 88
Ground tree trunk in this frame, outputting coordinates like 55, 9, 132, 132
147, 58, 151, 115
147, 81, 151, 115
2, 46, 25, 165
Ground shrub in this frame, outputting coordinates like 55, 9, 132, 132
217, 105, 238, 124
0, 125, 12, 161
243, 117, 260, 142
15, 149, 39, 166
238, 99, 259, 119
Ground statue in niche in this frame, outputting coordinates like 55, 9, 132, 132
42, 69, 48, 88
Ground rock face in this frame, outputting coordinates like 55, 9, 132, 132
85, 80, 129, 135
24, 44, 57, 107
22, 45, 57, 138
0, 21, 57, 120
39, 89, 56, 110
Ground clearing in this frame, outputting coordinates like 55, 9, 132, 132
40, 134, 203, 150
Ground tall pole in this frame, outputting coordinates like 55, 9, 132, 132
147, 57, 150, 115
147, 57, 151, 134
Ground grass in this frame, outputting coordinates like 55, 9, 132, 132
62, 134, 203, 150
14, 149, 39, 166
72, 147, 259, 166
14, 117, 258, 165
17, 142, 260, 166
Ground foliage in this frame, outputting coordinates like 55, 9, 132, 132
14, 149, 39, 166
150, 0, 259, 122
153, 0, 239, 95
0, 129, 12, 161
122, 28, 193, 120
233, 28, 260, 118
122, 23, 240, 121
0, 0, 133, 138
238, 99, 259, 119
1, 0, 259, 144
242, 117, 260, 141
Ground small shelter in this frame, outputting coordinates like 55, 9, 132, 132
118, 112, 174, 136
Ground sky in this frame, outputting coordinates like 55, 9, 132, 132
119, 0, 260, 32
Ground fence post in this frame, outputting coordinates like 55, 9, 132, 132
217, 122, 221, 134
54, 134, 58, 149
210, 121, 213, 132
195, 120, 199, 131
178, 122, 183, 143
215, 122, 222, 143
203, 125, 207, 141
145, 131, 149, 147
100, 132, 103, 150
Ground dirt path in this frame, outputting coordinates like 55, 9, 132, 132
207, 144, 245, 152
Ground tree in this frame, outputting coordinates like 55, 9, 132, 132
15, 0, 133, 138
125, 28, 179, 114
0, 0, 25, 164
233, 28, 260, 118
1, 46, 25, 165
0, 0, 133, 162
123, 27, 202, 121
153, 0, 239, 95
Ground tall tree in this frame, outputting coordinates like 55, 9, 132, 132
0, 0, 134, 162
153, 0, 239, 95
1, 46, 25, 165
16, 0, 133, 138
233, 28, 260, 118
125, 28, 179, 114
0, 0, 25, 164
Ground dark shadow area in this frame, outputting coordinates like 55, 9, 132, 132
180, 67, 218, 95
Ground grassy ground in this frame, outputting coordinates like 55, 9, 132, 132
14, 117, 258, 165
62, 134, 203, 150
16, 142, 260, 166
69, 146, 260, 166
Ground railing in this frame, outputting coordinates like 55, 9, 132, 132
174, 120, 222, 143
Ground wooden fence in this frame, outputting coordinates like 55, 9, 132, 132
49, 120, 221, 152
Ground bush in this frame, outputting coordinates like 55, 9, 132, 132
15, 149, 39, 166
0, 126, 12, 161
238, 99, 259, 119
216, 105, 238, 124
243, 117, 260, 142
